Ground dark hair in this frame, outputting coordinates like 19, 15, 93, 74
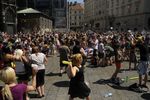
2, 42, 12, 54
75, 40, 80, 45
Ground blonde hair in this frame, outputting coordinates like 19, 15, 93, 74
71, 54, 83, 66
0, 67, 16, 100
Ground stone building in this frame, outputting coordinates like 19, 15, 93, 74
0, 0, 17, 34
84, 0, 94, 29
69, 2, 84, 31
107, 0, 150, 31
17, 8, 52, 33
84, 0, 150, 32
93, 0, 108, 31
17, 0, 67, 31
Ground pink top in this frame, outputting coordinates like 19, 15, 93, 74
0, 84, 27, 100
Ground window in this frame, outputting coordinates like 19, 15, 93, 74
79, 16, 81, 19
127, 4, 131, 14
111, 0, 114, 8
116, 8, 119, 16
75, 16, 76, 20
5, 9, 15, 23
135, 1, 140, 13
116, 0, 119, 6
121, 6, 125, 16
122, 0, 124, 4
111, 9, 113, 15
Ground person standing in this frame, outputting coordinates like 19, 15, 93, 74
67, 54, 91, 100
136, 38, 149, 87
111, 46, 123, 82
72, 40, 86, 66
29, 46, 48, 98
59, 40, 70, 76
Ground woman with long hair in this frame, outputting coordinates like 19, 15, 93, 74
0, 67, 37, 100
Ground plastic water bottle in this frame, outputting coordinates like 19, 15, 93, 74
123, 70, 128, 83
104, 93, 112, 97
125, 76, 128, 83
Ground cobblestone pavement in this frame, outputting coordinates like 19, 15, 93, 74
1, 55, 150, 100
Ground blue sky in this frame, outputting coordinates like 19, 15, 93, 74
69, 0, 83, 3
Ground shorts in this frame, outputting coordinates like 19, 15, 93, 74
137, 61, 148, 75
36, 69, 45, 87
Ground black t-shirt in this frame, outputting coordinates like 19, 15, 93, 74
136, 43, 149, 61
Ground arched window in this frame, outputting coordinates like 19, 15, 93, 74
5, 9, 15, 23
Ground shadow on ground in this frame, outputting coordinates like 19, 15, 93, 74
45, 72, 60, 76
28, 93, 39, 98
53, 80, 69, 87
93, 79, 145, 93
93, 79, 112, 85
141, 93, 150, 100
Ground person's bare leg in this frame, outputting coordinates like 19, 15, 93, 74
143, 74, 148, 86
86, 96, 90, 100
41, 85, 45, 96
69, 96, 73, 100
139, 75, 142, 86
37, 87, 42, 97
111, 67, 120, 79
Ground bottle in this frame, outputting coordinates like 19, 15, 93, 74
104, 93, 112, 97
125, 76, 128, 83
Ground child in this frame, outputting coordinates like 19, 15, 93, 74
67, 54, 91, 100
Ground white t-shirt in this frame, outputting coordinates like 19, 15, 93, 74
30, 53, 46, 70
91, 39, 99, 50
98, 42, 105, 53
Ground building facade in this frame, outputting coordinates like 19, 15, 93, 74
84, 0, 108, 32
17, 0, 67, 31
84, 0, 94, 29
108, 0, 150, 31
93, 0, 108, 31
52, 0, 67, 30
69, 2, 84, 31
0, 0, 17, 34
17, 8, 52, 33
36, 0, 67, 30
84, 0, 150, 32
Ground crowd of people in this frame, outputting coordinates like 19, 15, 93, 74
0, 30, 149, 100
